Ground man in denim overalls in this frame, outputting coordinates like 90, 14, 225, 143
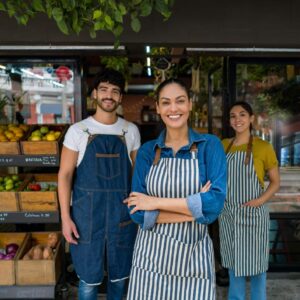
58, 69, 140, 300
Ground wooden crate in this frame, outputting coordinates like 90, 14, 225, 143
16, 232, 62, 285
20, 124, 68, 155
0, 141, 21, 155
0, 233, 29, 285
0, 174, 29, 212
19, 174, 58, 212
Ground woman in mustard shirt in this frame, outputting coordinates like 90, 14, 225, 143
219, 101, 280, 300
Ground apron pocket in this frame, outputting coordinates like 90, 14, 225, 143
96, 153, 121, 179
133, 230, 212, 279
71, 191, 93, 244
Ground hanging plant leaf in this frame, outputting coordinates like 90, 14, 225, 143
94, 21, 105, 31
32, 0, 44, 12
131, 17, 141, 32
18, 15, 29, 25
140, 1, 152, 16
114, 10, 123, 23
114, 24, 124, 37
56, 19, 69, 35
0, 2, 6, 11
89, 27, 96, 39
93, 9, 102, 20
155, 0, 171, 19
52, 7, 63, 22
0, 0, 176, 45
118, 3, 127, 15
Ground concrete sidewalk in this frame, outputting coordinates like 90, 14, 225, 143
61, 272, 300, 299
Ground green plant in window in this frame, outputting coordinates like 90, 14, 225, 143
100, 56, 130, 82
0, 0, 175, 48
263, 78, 300, 117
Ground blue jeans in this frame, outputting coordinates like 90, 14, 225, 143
79, 278, 126, 300
228, 269, 266, 300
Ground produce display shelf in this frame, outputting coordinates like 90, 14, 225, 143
0, 155, 59, 167
0, 211, 60, 224
0, 285, 55, 299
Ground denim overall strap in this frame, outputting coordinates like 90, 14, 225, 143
70, 132, 136, 284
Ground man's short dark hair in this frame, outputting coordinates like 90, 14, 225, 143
92, 68, 125, 94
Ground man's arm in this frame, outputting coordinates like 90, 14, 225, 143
58, 146, 80, 244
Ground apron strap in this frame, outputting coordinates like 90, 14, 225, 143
225, 138, 235, 154
226, 135, 253, 165
153, 147, 161, 165
153, 142, 198, 165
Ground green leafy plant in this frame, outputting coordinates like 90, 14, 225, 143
100, 56, 130, 81
0, 0, 175, 47
263, 79, 300, 116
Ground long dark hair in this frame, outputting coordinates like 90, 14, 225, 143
155, 78, 190, 102
229, 101, 254, 131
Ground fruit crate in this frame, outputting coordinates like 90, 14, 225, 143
0, 124, 30, 155
20, 124, 68, 155
19, 174, 58, 212
16, 232, 62, 285
0, 174, 29, 212
0, 232, 29, 285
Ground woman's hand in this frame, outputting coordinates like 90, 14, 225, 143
243, 198, 264, 207
124, 192, 158, 214
201, 180, 211, 193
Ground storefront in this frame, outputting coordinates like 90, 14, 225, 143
0, 0, 299, 297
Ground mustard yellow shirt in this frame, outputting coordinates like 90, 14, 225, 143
222, 137, 278, 187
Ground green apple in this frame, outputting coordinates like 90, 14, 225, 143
5, 183, 14, 191
40, 126, 49, 134
12, 175, 19, 181
31, 130, 42, 137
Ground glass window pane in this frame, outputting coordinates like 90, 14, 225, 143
0, 62, 76, 125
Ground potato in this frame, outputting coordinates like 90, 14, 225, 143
23, 253, 31, 260
32, 245, 43, 260
42, 246, 53, 260
47, 232, 58, 248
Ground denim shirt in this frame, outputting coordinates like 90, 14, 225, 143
129, 128, 227, 230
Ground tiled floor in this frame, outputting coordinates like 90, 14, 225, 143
57, 272, 300, 299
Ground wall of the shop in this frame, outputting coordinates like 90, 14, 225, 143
1, 0, 300, 49
122, 94, 155, 123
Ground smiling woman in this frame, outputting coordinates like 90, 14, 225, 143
125, 78, 227, 300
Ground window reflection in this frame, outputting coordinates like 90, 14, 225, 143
0, 63, 75, 125
236, 63, 300, 167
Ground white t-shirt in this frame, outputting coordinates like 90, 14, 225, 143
63, 116, 140, 166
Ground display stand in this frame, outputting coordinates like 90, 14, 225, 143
0, 154, 66, 299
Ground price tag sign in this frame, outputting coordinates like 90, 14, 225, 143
0, 212, 59, 223
0, 155, 59, 166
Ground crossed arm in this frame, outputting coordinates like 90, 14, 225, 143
124, 181, 211, 223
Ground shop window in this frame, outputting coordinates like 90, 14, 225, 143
0, 61, 77, 125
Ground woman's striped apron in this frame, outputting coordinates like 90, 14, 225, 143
127, 145, 215, 300
219, 147, 269, 277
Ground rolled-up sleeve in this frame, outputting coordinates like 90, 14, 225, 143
129, 144, 158, 230
186, 136, 226, 224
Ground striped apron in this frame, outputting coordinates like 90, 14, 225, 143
127, 146, 215, 300
219, 150, 269, 277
